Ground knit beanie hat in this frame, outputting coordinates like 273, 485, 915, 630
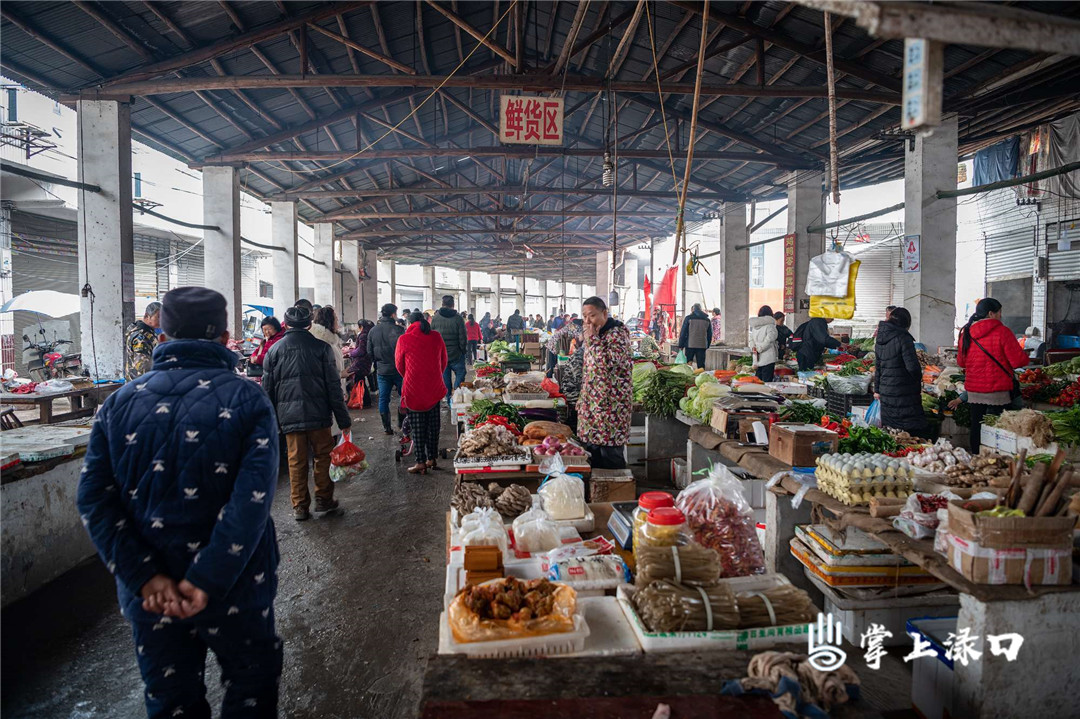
160, 286, 227, 340
285, 305, 313, 329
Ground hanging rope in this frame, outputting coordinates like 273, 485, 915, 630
644, 1, 681, 198
824, 11, 840, 206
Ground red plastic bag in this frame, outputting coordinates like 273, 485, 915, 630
347, 381, 365, 409
330, 431, 365, 467
541, 377, 564, 399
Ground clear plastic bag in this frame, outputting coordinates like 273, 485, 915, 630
329, 459, 368, 483
865, 399, 882, 428
805, 251, 853, 298
447, 578, 576, 643
538, 466, 586, 519
827, 373, 872, 395
512, 505, 561, 553
675, 464, 765, 577
460, 507, 509, 554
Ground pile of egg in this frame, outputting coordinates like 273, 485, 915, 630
815, 452, 914, 506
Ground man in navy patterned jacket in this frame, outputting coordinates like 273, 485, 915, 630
77, 286, 282, 719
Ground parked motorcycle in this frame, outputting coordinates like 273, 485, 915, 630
21, 332, 84, 381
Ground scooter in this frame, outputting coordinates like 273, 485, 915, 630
21, 332, 84, 381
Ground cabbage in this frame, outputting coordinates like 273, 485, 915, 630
632, 361, 658, 383
668, 364, 695, 376
679, 397, 691, 413
687, 387, 699, 401
695, 372, 717, 387
697, 383, 728, 400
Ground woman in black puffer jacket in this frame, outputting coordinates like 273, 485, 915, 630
874, 307, 929, 436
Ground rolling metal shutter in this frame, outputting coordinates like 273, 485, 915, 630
850, 242, 898, 335
1046, 218, 1080, 281
985, 227, 1036, 281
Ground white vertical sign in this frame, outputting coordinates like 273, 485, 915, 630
902, 39, 943, 130
903, 235, 921, 273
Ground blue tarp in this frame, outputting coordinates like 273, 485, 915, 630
973, 137, 1020, 186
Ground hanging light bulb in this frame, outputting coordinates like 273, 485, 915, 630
602, 152, 614, 187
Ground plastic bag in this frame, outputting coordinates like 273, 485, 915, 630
828, 373, 872, 395
460, 507, 509, 554
330, 431, 365, 466
538, 467, 586, 519
347, 381, 365, 409
447, 578, 577, 643
809, 260, 860, 320
329, 460, 368, 483
893, 491, 960, 540
512, 505, 561, 553
675, 464, 765, 577
547, 555, 631, 585
865, 399, 882, 428
805, 251, 853, 297
675, 349, 687, 364
36, 379, 74, 394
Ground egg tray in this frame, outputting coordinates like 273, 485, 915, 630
816, 473, 913, 506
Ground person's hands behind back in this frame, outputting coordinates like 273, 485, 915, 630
140, 574, 181, 615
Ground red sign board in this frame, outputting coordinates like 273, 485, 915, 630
783, 233, 797, 314
500, 95, 564, 145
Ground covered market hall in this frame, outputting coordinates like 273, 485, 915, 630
1, 1, 1080, 717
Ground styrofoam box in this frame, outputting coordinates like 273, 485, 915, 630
907, 616, 959, 719
980, 425, 1057, 455
616, 575, 815, 653
742, 478, 768, 510
437, 612, 590, 658
808, 570, 959, 647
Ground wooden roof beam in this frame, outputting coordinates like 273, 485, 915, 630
306, 21, 415, 75
423, 1, 518, 67
73, 1, 154, 61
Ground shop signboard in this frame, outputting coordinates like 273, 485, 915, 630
783, 234, 796, 314
902, 39, 943, 130
903, 235, 921, 273
500, 95, 564, 145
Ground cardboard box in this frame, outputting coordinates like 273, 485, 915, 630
769, 423, 839, 467
588, 468, 636, 503
464, 569, 504, 587
710, 406, 772, 438
463, 545, 504, 572
945, 499, 1074, 585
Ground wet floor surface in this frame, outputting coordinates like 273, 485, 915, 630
2, 405, 455, 719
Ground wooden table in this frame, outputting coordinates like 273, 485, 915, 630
0, 384, 120, 424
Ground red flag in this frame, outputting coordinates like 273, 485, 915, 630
653, 267, 679, 341
643, 275, 652, 324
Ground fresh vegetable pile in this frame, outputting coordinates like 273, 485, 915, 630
474, 364, 502, 378
828, 354, 858, 365
833, 360, 870, 377
1019, 368, 1049, 384
1045, 355, 1080, 377
779, 401, 826, 424
468, 399, 526, 431
1048, 379, 1080, 407
818, 414, 852, 438
641, 369, 696, 418
733, 355, 754, 369
531, 435, 587, 457
632, 361, 658, 403
681, 372, 729, 423
1050, 406, 1080, 446
992, 409, 1055, 447
837, 424, 899, 454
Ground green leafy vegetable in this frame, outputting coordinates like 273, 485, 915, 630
642, 369, 696, 418
837, 425, 898, 454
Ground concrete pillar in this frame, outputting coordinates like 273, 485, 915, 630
388, 261, 397, 311
270, 202, 298, 318
423, 266, 436, 310
358, 248, 378, 321
202, 165, 242, 335
787, 170, 825, 328
340, 241, 359, 325
491, 274, 503, 317
721, 202, 750, 346
312, 223, 334, 308
464, 272, 473, 316
595, 251, 612, 305
514, 275, 526, 313
904, 115, 958, 351
77, 99, 133, 378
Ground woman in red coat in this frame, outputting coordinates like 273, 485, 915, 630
957, 298, 1029, 451
395, 312, 448, 474
465, 313, 483, 365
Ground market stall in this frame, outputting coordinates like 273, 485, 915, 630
0, 381, 120, 424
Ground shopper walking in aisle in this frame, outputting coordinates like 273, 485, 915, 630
793, 316, 841, 371
368, 304, 406, 435
348, 319, 376, 408
77, 287, 282, 718
395, 311, 448, 474
678, 303, 712, 368
874, 308, 930, 437
431, 295, 468, 404
578, 297, 632, 469
248, 316, 284, 369
124, 301, 161, 380
774, 312, 793, 358
957, 298, 1029, 451
263, 305, 352, 521
749, 305, 779, 383
545, 316, 584, 378
310, 306, 348, 411
710, 308, 723, 345
534, 314, 546, 330
507, 309, 525, 337
465, 313, 482, 364
480, 311, 494, 343
551, 313, 566, 331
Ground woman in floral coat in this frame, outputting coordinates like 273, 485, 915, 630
577, 296, 633, 469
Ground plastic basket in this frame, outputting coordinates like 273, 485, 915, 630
504, 392, 550, 401
826, 389, 873, 417
437, 612, 590, 658
501, 360, 533, 372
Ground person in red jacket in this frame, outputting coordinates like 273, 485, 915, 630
248, 316, 284, 367
465, 313, 483, 365
957, 297, 1029, 451
395, 312, 448, 474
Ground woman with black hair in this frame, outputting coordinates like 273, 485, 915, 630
249, 316, 284, 367
395, 312, 448, 474
957, 298, 1029, 451
748, 305, 779, 382
874, 307, 929, 436
578, 297, 633, 469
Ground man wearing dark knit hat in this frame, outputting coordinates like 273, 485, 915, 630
262, 304, 352, 521
78, 286, 283, 718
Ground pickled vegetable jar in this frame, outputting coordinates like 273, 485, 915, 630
640, 507, 691, 548
633, 491, 675, 559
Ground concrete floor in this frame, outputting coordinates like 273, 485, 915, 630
2, 404, 453, 719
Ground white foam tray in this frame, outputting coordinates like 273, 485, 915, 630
438, 612, 590, 658
616, 575, 815, 653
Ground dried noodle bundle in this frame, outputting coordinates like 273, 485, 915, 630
634, 543, 722, 588
735, 584, 818, 629
632, 580, 739, 633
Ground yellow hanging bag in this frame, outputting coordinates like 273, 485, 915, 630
809, 259, 860, 320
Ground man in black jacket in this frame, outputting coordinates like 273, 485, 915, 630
793, 316, 841, 371
678, 304, 712, 368
263, 305, 352, 521
774, 311, 793, 357
431, 295, 468, 404
368, 303, 406, 434
507, 309, 525, 336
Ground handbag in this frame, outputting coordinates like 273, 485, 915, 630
970, 335, 1021, 401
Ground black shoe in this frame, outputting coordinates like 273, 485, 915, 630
314, 498, 340, 513
294, 507, 311, 522
380, 412, 393, 435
